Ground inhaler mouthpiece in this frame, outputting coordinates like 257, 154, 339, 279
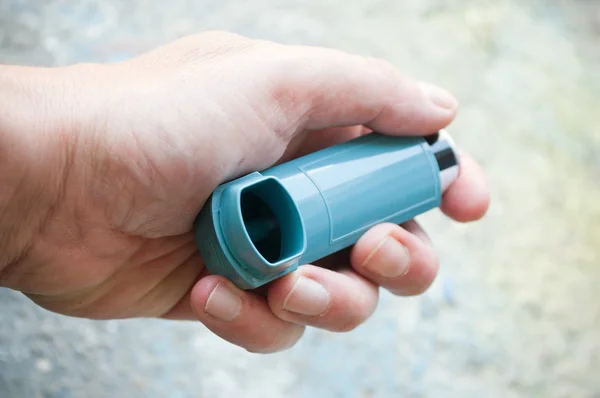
194, 130, 460, 289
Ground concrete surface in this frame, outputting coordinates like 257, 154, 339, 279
1, 0, 600, 397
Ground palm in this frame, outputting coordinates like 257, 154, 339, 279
20, 126, 357, 320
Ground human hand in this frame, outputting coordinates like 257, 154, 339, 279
0, 31, 489, 353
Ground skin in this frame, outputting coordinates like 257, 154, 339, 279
0, 31, 489, 353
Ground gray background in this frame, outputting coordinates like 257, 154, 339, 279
1, 0, 600, 397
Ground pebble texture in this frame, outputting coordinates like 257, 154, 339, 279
1, 0, 600, 397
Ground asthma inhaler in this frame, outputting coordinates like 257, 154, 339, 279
194, 130, 460, 290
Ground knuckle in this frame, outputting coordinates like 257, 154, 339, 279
171, 31, 258, 64
364, 57, 399, 81
362, 56, 407, 94
195, 30, 247, 43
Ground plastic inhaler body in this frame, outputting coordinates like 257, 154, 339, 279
194, 130, 460, 290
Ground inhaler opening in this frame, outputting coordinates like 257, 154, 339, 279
240, 179, 304, 265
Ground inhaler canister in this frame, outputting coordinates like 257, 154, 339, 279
194, 130, 460, 289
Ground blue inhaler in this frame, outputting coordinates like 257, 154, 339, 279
194, 129, 460, 290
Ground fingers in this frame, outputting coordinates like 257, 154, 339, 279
267, 265, 379, 332
190, 263, 379, 351
441, 152, 490, 222
189, 219, 444, 347
190, 276, 305, 353
350, 221, 439, 296
274, 44, 457, 135
266, 218, 437, 331
190, 218, 440, 347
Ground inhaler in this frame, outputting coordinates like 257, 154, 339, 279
194, 130, 460, 289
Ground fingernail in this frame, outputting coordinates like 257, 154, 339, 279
418, 82, 458, 110
362, 236, 410, 278
204, 283, 242, 321
282, 276, 330, 316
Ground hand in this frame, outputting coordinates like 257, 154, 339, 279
0, 31, 489, 353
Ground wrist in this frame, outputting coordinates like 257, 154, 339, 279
0, 65, 81, 285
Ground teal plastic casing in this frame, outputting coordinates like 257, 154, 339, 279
194, 130, 460, 289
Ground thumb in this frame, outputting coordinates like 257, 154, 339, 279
209, 40, 459, 178
265, 43, 458, 136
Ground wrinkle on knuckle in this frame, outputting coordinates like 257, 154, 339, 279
363, 57, 401, 86
265, 52, 323, 130
367, 57, 415, 106
177, 31, 259, 64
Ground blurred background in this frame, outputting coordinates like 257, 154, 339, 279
1, 0, 599, 397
